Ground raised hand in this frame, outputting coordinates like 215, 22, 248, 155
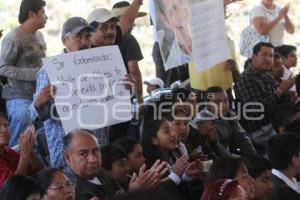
150, 159, 169, 183
34, 84, 56, 110
278, 4, 289, 19
128, 164, 160, 191
184, 160, 203, 179
278, 75, 296, 94
122, 74, 136, 91
19, 125, 35, 156
172, 155, 189, 177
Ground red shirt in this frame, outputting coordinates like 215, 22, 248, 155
0, 146, 20, 187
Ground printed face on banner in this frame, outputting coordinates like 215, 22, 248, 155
154, 0, 192, 69
152, 0, 230, 71
43, 46, 131, 133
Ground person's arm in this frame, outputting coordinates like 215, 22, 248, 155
275, 75, 296, 98
251, 16, 282, 35
0, 35, 40, 81
119, 0, 143, 36
284, 14, 295, 34
229, 119, 257, 157
225, 59, 240, 83
128, 61, 143, 103
251, 5, 288, 35
27, 68, 54, 122
14, 128, 35, 175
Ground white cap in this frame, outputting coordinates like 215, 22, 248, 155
192, 114, 213, 125
143, 77, 164, 89
87, 8, 118, 24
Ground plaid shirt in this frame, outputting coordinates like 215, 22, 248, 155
28, 68, 109, 167
234, 65, 278, 133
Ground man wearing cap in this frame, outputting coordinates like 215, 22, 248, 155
27, 17, 102, 167
195, 86, 256, 158
88, 0, 143, 47
0, 0, 47, 147
87, 0, 143, 141
112, 1, 146, 104
144, 77, 164, 94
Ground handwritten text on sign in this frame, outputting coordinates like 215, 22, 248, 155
189, 0, 230, 71
43, 46, 131, 134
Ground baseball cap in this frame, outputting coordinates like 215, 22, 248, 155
143, 77, 164, 89
62, 17, 91, 37
111, 1, 147, 18
87, 8, 119, 24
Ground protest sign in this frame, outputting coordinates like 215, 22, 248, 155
189, 0, 230, 71
43, 46, 131, 134
152, 0, 193, 69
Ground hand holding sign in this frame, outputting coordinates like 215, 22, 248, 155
43, 46, 131, 133
34, 84, 56, 111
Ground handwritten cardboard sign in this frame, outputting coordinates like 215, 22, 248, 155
189, 0, 230, 71
43, 46, 131, 134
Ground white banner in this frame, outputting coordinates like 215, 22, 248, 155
152, 0, 193, 69
43, 46, 131, 134
189, 0, 230, 71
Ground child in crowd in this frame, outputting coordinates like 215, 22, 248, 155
101, 144, 130, 191
207, 157, 255, 199
200, 179, 247, 200
114, 137, 146, 174
267, 133, 300, 200
141, 118, 203, 200
245, 156, 273, 200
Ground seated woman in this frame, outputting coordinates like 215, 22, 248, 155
200, 179, 247, 200
207, 157, 255, 199
0, 175, 42, 200
114, 137, 146, 174
0, 112, 43, 187
35, 167, 75, 200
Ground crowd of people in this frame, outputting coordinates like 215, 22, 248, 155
0, 0, 300, 200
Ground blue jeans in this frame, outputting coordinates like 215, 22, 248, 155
6, 99, 32, 147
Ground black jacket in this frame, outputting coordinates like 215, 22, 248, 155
63, 166, 119, 200
268, 174, 300, 200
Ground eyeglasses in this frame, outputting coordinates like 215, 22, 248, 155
48, 181, 75, 191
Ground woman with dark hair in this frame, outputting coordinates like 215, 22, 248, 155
0, 112, 43, 187
100, 144, 130, 190
114, 137, 146, 174
207, 157, 255, 199
200, 179, 247, 200
141, 118, 182, 169
35, 167, 75, 200
0, 175, 42, 200
141, 118, 203, 199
